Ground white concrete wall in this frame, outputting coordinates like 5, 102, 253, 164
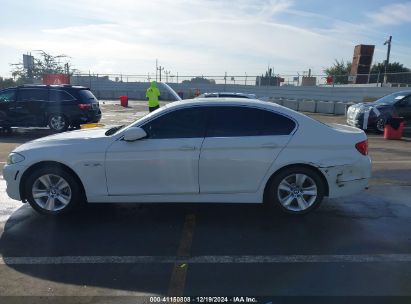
71, 77, 409, 103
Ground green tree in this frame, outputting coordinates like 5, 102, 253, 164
323, 59, 352, 84
182, 76, 216, 85
369, 62, 411, 84
0, 77, 17, 89
10, 51, 73, 84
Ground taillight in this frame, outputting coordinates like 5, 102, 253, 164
355, 140, 368, 156
78, 103, 92, 110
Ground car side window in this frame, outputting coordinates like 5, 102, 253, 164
49, 90, 75, 102
401, 95, 411, 106
0, 90, 16, 103
18, 89, 48, 102
207, 106, 295, 137
142, 107, 208, 139
207, 107, 261, 137
260, 110, 296, 135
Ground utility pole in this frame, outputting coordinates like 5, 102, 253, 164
158, 66, 164, 81
155, 59, 158, 82
383, 35, 392, 86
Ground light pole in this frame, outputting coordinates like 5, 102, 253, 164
383, 35, 392, 86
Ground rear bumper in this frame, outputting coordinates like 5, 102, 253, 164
71, 111, 101, 125
320, 157, 371, 198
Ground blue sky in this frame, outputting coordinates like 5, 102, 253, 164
0, 0, 410, 77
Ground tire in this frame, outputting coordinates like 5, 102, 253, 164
48, 114, 68, 132
24, 166, 83, 215
375, 117, 386, 134
266, 167, 325, 215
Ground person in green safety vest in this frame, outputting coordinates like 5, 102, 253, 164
146, 81, 161, 112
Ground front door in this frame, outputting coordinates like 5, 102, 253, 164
105, 107, 208, 196
199, 106, 296, 194
0, 89, 16, 126
14, 88, 48, 126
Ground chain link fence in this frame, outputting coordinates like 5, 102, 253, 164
68, 72, 411, 88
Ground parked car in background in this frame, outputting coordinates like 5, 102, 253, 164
4, 98, 371, 216
196, 92, 256, 99
0, 85, 102, 132
346, 91, 411, 133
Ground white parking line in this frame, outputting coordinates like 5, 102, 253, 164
1, 254, 411, 265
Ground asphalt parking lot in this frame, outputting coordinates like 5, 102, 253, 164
0, 101, 411, 302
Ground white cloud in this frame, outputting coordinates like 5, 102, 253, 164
0, 0, 410, 77
368, 2, 411, 26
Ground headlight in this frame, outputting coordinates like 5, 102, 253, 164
6, 153, 25, 165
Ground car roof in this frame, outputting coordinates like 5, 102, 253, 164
2, 84, 89, 90
200, 92, 251, 97
165, 98, 282, 112
394, 90, 411, 95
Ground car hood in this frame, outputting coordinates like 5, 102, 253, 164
349, 102, 391, 112
14, 127, 111, 153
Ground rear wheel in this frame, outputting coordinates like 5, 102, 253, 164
266, 167, 325, 215
49, 114, 68, 132
24, 166, 83, 215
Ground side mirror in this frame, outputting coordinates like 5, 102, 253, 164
123, 127, 147, 142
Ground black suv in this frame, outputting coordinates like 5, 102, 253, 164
0, 85, 101, 132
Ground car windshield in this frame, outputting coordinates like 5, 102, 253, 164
375, 92, 408, 104
105, 125, 125, 136
104, 103, 172, 136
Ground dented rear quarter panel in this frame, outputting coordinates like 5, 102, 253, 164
261, 114, 372, 198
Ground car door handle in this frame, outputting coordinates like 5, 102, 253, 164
261, 143, 278, 149
179, 146, 196, 151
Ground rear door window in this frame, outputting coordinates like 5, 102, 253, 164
207, 106, 261, 137
49, 90, 75, 102
207, 106, 296, 137
18, 89, 48, 101
260, 110, 296, 135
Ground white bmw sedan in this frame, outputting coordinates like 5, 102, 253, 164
3, 99, 371, 215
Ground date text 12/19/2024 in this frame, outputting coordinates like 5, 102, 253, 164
150, 297, 258, 303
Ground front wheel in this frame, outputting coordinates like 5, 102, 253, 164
49, 114, 68, 132
375, 117, 386, 134
24, 166, 83, 215
266, 167, 325, 215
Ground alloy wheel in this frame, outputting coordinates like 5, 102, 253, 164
31, 174, 72, 211
50, 115, 66, 131
376, 118, 386, 132
277, 173, 318, 212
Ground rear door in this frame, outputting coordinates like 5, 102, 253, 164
14, 88, 48, 126
0, 89, 16, 126
48, 89, 76, 116
199, 106, 296, 194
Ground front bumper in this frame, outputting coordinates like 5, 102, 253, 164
2, 164, 25, 201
